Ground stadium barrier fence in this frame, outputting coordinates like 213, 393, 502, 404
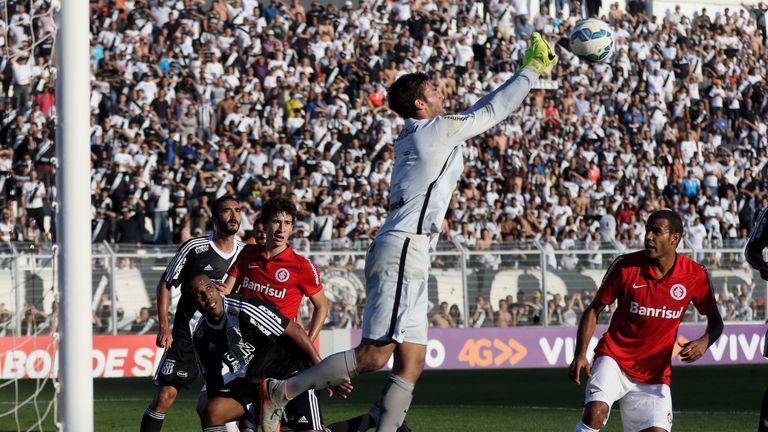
0, 240, 763, 338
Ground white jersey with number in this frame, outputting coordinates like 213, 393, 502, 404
379, 67, 540, 248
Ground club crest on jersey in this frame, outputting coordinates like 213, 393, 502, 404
275, 268, 290, 282
670, 284, 687, 300
161, 360, 175, 375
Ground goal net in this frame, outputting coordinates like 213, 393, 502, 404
0, 0, 60, 428
0, 243, 59, 431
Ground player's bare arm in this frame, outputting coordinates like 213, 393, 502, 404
283, 320, 323, 366
306, 290, 329, 343
569, 299, 607, 384
679, 309, 723, 363
155, 279, 172, 349
195, 338, 224, 395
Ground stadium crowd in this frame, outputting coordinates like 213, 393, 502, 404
0, 0, 766, 330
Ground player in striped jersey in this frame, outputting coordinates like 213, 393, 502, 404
746, 208, 768, 281
745, 208, 768, 431
259, 33, 558, 432
184, 274, 332, 432
140, 195, 244, 432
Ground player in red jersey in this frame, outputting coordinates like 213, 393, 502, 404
744, 207, 768, 432
220, 196, 329, 432
569, 209, 723, 432
223, 197, 327, 339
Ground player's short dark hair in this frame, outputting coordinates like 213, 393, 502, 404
388, 72, 430, 119
211, 194, 239, 218
260, 196, 296, 225
648, 209, 684, 235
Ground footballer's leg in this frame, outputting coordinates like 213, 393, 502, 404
576, 401, 610, 431
325, 403, 412, 432
368, 233, 428, 432
263, 343, 395, 432
199, 387, 246, 431
323, 347, 412, 432
375, 343, 424, 432
282, 388, 324, 432
201, 396, 246, 431
618, 382, 671, 432
141, 384, 178, 432
143, 329, 200, 431
196, 389, 208, 417
575, 356, 627, 431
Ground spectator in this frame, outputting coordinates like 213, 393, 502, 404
429, 301, 455, 328
496, 299, 514, 327
129, 307, 158, 334
22, 303, 47, 335
735, 294, 754, 321
449, 304, 465, 328
469, 295, 494, 328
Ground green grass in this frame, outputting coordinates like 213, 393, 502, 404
1, 365, 766, 431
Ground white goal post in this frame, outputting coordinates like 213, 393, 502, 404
55, 0, 93, 429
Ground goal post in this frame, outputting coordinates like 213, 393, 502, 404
55, 0, 93, 428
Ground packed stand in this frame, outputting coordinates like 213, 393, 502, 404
0, 0, 766, 328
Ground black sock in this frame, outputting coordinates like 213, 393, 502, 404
759, 387, 768, 432
140, 407, 165, 432
325, 413, 375, 432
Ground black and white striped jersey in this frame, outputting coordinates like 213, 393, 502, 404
746, 208, 768, 272
163, 235, 244, 325
192, 295, 305, 395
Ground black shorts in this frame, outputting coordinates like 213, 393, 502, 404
209, 377, 256, 405
283, 387, 324, 431
153, 320, 200, 389
209, 377, 324, 431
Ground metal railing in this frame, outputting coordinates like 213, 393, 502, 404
0, 240, 762, 336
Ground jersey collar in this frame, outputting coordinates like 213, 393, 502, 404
209, 234, 239, 259
641, 252, 680, 282
260, 244, 292, 261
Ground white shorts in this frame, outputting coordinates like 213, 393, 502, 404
585, 356, 673, 432
361, 232, 429, 345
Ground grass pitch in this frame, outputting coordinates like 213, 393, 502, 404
1, 365, 765, 431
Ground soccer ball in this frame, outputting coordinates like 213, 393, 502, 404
569, 18, 614, 63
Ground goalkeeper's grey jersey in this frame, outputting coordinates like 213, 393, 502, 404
379, 67, 539, 247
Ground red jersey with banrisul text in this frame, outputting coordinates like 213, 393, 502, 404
227, 244, 323, 319
593, 250, 716, 385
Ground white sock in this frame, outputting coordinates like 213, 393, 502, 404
376, 375, 414, 432
286, 349, 358, 398
573, 421, 600, 432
